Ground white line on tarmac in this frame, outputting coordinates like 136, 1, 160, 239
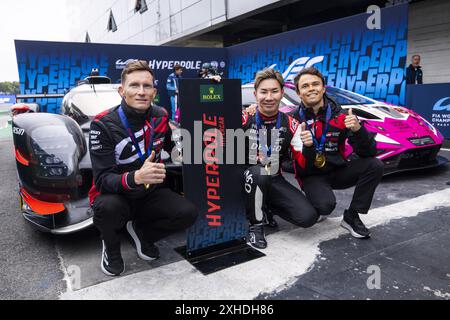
56, 243, 74, 293
441, 148, 450, 152
60, 189, 450, 300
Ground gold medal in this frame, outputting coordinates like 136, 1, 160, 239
264, 163, 271, 175
314, 153, 326, 168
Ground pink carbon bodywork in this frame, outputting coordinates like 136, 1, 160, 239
279, 104, 444, 162
345, 107, 444, 161
279, 82, 444, 164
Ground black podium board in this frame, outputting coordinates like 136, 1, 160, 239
176, 79, 264, 274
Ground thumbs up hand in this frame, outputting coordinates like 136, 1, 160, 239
299, 122, 314, 147
134, 150, 166, 187
146, 150, 156, 163
245, 103, 257, 116
344, 108, 361, 132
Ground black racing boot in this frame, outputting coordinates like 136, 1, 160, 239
126, 221, 160, 261
101, 240, 125, 276
341, 209, 371, 239
248, 224, 267, 249
265, 209, 278, 228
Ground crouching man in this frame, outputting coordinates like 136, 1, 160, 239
89, 60, 198, 276
242, 68, 318, 249
292, 67, 383, 238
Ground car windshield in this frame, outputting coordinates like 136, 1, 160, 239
324, 87, 375, 105
242, 87, 256, 106
283, 85, 375, 106
71, 87, 121, 117
283, 87, 301, 105
246, 85, 377, 108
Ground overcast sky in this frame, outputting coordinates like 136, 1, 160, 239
0, 0, 71, 82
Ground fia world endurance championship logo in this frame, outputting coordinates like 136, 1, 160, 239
433, 97, 450, 111
431, 96, 450, 128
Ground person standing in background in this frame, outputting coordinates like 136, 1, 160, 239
406, 55, 423, 85
166, 64, 183, 120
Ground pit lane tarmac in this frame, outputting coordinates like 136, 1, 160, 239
1, 136, 449, 300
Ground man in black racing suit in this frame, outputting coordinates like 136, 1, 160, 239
291, 67, 383, 239
242, 68, 317, 249
89, 60, 198, 276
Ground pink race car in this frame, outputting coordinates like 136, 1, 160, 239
242, 83, 447, 175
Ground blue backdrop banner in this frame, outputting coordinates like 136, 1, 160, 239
0, 95, 16, 105
228, 4, 408, 106
16, 4, 409, 111
406, 83, 450, 139
14, 40, 226, 115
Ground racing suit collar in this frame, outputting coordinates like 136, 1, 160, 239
258, 111, 279, 122
120, 98, 153, 121
301, 97, 326, 118
300, 96, 339, 120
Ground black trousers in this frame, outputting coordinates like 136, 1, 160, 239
243, 165, 318, 227
302, 157, 384, 216
92, 187, 198, 248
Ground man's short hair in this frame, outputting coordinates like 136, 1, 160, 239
293, 67, 326, 93
174, 64, 183, 71
412, 54, 421, 60
254, 68, 284, 90
121, 60, 154, 84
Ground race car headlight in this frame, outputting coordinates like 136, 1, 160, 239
41, 154, 63, 165
48, 167, 65, 176
408, 136, 435, 146
29, 126, 77, 178
32, 143, 70, 177
420, 117, 437, 135
374, 133, 400, 145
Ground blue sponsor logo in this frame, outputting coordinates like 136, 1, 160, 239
433, 97, 450, 111
269, 56, 325, 82
116, 59, 138, 69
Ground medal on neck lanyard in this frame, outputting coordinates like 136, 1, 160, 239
118, 106, 155, 188
298, 104, 331, 168
255, 110, 281, 174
